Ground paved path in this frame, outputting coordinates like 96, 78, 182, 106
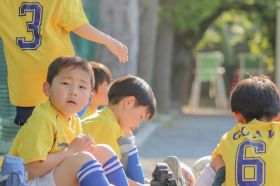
136, 113, 236, 179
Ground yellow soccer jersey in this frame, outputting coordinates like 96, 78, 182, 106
0, 0, 88, 106
212, 119, 280, 186
82, 107, 123, 158
80, 106, 95, 120
9, 101, 82, 164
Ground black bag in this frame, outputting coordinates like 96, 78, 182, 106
150, 162, 177, 186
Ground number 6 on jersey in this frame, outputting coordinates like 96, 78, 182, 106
236, 139, 266, 186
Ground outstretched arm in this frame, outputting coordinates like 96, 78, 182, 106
73, 23, 128, 63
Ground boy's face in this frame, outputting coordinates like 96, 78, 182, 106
118, 96, 150, 133
92, 81, 110, 107
44, 67, 92, 118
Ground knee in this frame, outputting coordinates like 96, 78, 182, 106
67, 151, 97, 167
55, 151, 98, 177
93, 144, 117, 164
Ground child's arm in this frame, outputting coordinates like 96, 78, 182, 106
211, 155, 225, 186
73, 23, 128, 63
194, 164, 216, 186
210, 155, 224, 172
25, 149, 75, 179
25, 135, 94, 179
194, 155, 225, 186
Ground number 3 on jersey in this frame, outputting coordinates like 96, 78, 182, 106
16, 2, 43, 50
236, 140, 266, 186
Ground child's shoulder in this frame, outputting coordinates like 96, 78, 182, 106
26, 101, 58, 126
82, 107, 117, 127
32, 101, 55, 117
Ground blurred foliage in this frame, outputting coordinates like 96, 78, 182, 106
160, 0, 277, 48
196, 9, 275, 72
160, 0, 277, 72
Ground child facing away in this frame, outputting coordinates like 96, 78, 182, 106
82, 75, 156, 185
0, 0, 128, 125
195, 75, 280, 186
9, 56, 129, 186
78, 61, 112, 119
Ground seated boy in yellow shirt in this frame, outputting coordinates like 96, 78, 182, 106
82, 75, 156, 185
9, 56, 129, 186
78, 61, 112, 119
195, 76, 280, 186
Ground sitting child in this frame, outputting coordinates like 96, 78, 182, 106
9, 56, 128, 186
81, 75, 196, 186
82, 75, 156, 185
195, 75, 280, 186
78, 61, 112, 119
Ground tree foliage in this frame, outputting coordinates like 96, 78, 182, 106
162, 0, 277, 53
159, 0, 278, 104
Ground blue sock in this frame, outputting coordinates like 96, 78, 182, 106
77, 160, 110, 186
126, 147, 145, 184
103, 156, 129, 186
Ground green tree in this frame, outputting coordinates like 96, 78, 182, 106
166, 0, 277, 105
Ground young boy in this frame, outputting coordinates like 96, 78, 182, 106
0, 0, 128, 125
78, 61, 112, 119
196, 75, 280, 185
82, 75, 157, 185
9, 56, 128, 186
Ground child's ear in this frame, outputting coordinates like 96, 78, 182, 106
123, 96, 136, 109
232, 112, 245, 123
43, 82, 51, 97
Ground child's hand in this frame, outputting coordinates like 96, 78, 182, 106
105, 37, 128, 63
67, 135, 95, 154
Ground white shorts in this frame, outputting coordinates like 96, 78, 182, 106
28, 170, 56, 186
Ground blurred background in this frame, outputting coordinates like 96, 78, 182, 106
70, 0, 279, 113
1, 1, 280, 174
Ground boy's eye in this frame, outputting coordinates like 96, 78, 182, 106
61, 82, 69, 85
79, 85, 87, 90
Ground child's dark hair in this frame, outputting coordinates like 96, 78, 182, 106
47, 56, 94, 90
108, 75, 156, 119
89, 61, 112, 92
230, 75, 280, 122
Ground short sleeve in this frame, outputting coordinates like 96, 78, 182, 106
56, 0, 89, 31
14, 115, 56, 164
211, 133, 227, 159
212, 142, 223, 159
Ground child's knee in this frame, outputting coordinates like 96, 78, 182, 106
54, 151, 98, 183
92, 144, 117, 164
67, 151, 96, 167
